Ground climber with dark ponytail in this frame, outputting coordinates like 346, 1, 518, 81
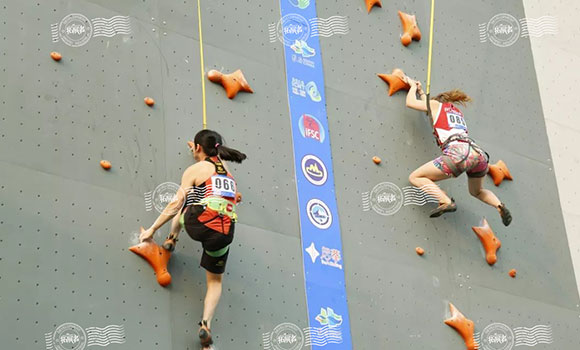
139, 129, 246, 349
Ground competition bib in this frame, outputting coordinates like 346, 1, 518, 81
447, 111, 467, 131
211, 175, 236, 198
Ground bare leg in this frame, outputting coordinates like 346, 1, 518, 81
202, 271, 223, 329
409, 161, 454, 204
468, 176, 501, 210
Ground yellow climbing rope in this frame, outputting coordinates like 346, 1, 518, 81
197, 0, 208, 129
426, 0, 435, 116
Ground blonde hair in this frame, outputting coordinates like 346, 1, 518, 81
433, 89, 472, 106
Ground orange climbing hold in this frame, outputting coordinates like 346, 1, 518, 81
372, 156, 381, 164
100, 160, 112, 170
129, 227, 172, 286
50, 52, 62, 61
509, 269, 517, 278
144, 97, 155, 107
444, 303, 477, 350
207, 69, 254, 99
488, 160, 513, 186
378, 68, 411, 96
236, 192, 242, 204
365, 0, 382, 13
415, 247, 425, 256
398, 11, 422, 47
472, 217, 501, 265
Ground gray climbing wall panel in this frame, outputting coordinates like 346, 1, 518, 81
0, 1, 578, 350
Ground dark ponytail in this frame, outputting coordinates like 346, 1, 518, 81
193, 129, 247, 163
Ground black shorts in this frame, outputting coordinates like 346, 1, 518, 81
182, 206, 235, 274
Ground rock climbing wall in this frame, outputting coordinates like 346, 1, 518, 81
0, 1, 578, 350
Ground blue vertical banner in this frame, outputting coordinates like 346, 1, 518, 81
278, 1, 352, 349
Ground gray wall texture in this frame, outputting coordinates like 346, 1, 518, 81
0, 0, 578, 349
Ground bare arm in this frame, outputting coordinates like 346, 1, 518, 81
405, 81, 440, 116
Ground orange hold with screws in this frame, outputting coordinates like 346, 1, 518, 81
236, 192, 242, 204
50, 52, 62, 61
144, 97, 155, 106
100, 160, 112, 170
509, 269, 517, 278
416, 247, 425, 256
372, 156, 381, 164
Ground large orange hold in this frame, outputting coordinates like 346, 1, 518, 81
472, 217, 501, 265
488, 160, 512, 186
398, 11, 422, 47
378, 68, 411, 96
50, 52, 62, 61
207, 69, 253, 99
365, 0, 382, 13
129, 228, 172, 286
100, 160, 112, 170
444, 303, 477, 350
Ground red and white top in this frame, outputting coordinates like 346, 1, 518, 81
432, 102, 468, 147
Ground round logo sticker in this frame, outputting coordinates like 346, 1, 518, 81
289, 0, 310, 10
58, 14, 93, 47
270, 323, 305, 350
298, 114, 325, 143
369, 182, 403, 216
52, 323, 87, 350
480, 323, 515, 350
277, 14, 310, 47
306, 199, 332, 229
301, 155, 327, 186
487, 13, 520, 48
151, 182, 184, 215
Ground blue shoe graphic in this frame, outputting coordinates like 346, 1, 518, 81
291, 40, 303, 55
315, 307, 343, 327
300, 40, 316, 57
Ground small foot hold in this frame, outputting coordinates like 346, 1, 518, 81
207, 69, 253, 99
498, 203, 512, 226
198, 320, 213, 348
100, 160, 112, 170
162, 233, 178, 252
429, 199, 456, 218
509, 269, 517, 278
415, 247, 425, 256
372, 156, 381, 164
50, 52, 62, 61
144, 97, 155, 107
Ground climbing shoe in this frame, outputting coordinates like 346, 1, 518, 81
162, 233, 178, 252
198, 320, 213, 348
498, 203, 512, 226
429, 198, 457, 218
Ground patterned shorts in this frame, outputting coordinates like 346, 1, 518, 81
433, 142, 488, 178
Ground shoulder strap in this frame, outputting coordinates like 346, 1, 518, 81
204, 156, 228, 175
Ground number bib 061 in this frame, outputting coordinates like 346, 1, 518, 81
211, 175, 237, 198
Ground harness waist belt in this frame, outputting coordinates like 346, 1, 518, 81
198, 197, 238, 222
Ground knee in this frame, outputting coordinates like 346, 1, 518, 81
469, 187, 481, 197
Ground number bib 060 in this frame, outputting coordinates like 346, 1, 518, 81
211, 175, 236, 198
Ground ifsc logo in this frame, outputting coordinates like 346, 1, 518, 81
306, 198, 332, 229
299, 114, 325, 143
301, 155, 327, 186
